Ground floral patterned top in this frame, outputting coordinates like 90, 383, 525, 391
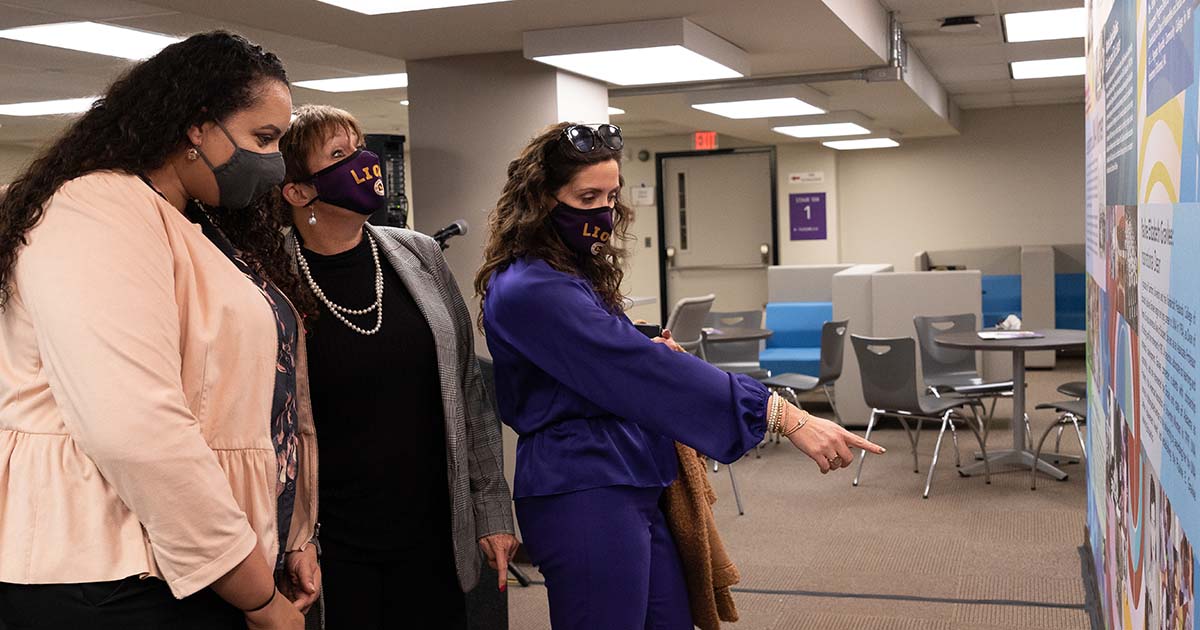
189, 204, 299, 568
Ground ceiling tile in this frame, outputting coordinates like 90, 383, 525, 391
953, 92, 1015, 109
944, 78, 1017, 94
922, 44, 1011, 68
0, 0, 176, 21
0, 39, 135, 71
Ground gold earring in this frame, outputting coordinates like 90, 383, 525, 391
186, 147, 199, 161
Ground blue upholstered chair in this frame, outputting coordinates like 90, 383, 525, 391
758, 301, 833, 377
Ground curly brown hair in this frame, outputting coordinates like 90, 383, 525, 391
0, 31, 304, 310
473, 122, 633, 330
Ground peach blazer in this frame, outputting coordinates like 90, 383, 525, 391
0, 171, 317, 598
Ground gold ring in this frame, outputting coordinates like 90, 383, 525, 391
829, 456, 842, 466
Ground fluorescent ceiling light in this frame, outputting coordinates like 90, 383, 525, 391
534, 46, 741, 86
294, 73, 409, 92
822, 138, 899, 150
525, 18, 749, 86
772, 122, 870, 139
0, 96, 98, 116
607, 106, 625, 115
315, 0, 510, 14
0, 22, 180, 60
1010, 57, 1085, 79
1003, 7, 1086, 43
693, 97, 824, 119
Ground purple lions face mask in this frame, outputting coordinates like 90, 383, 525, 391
550, 201, 613, 256
307, 148, 385, 215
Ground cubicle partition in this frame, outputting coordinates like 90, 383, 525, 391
829, 264, 893, 428
914, 244, 1086, 368
836, 269, 994, 427
766, 264, 854, 302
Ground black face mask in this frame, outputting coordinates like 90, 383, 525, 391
194, 120, 286, 209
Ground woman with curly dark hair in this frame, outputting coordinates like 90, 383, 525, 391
0, 32, 314, 630
476, 122, 884, 628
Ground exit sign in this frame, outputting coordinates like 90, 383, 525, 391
693, 131, 718, 150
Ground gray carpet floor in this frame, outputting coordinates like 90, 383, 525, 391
508, 358, 1093, 630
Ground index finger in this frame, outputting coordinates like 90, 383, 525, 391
846, 431, 886, 454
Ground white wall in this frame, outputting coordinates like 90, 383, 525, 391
0, 145, 35, 186
617, 134, 694, 323
837, 104, 1084, 271
776, 142, 840, 265
618, 134, 842, 322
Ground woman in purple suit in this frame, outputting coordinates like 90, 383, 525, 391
474, 122, 884, 629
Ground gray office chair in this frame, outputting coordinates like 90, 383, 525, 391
760, 320, 848, 425
850, 335, 991, 499
1030, 399, 1087, 490
1057, 381, 1086, 398
702, 310, 769, 379
1048, 381, 1086, 456
913, 313, 1020, 442
665, 293, 716, 358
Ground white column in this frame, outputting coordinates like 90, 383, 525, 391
407, 53, 609, 534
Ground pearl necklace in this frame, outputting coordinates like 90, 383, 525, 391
295, 232, 384, 335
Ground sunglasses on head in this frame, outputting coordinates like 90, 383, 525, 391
561, 124, 623, 153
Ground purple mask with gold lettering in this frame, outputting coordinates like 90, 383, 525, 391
307, 149, 385, 215
550, 202, 613, 256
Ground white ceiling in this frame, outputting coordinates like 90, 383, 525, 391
0, 0, 1084, 149
887, 0, 1084, 109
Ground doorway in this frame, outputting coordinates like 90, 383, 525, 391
655, 148, 778, 323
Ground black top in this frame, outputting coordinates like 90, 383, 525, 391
934, 329, 1086, 351
300, 232, 451, 556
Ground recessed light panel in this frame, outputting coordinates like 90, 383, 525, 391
822, 138, 899, 150
772, 122, 870, 139
1010, 57, 1085, 79
533, 46, 742, 86
0, 22, 180, 60
0, 96, 99, 116
315, 0, 510, 14
294, 73, 409, 92
693, 97, 824, 119
1003, 8, 1086, 43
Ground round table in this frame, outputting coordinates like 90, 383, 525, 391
701, 327, 773, 344
935, 329, 1085, 480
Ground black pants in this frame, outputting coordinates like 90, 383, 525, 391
320, 538, 466, 630
0, 576, 245, 630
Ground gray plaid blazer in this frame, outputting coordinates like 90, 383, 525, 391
289, 225, 514, 593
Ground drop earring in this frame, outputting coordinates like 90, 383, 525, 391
186, 147, 199, 161
308, 208, 317, 226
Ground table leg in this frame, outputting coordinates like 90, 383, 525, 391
1011, 350, 1026, 450
959, 349, 1069, 480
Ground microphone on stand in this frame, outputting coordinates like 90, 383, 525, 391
431, 219, 469, 250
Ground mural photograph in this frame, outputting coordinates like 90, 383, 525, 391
1088, 0, 1200, 628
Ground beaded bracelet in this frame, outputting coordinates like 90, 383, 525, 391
767, 393, 784, 434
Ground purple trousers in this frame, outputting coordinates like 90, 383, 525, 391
516, 485, 693, 630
